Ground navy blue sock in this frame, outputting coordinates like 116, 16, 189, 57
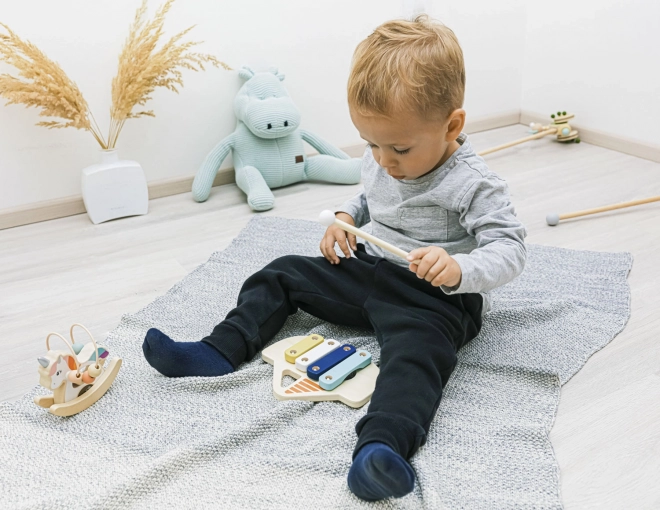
142, 328, 234, 377
347, 442, 416, 501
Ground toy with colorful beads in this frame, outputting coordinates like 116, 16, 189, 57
262, 334, 378, 408
34, 323, 122, 417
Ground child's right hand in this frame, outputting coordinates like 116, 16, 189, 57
320, 212, 357, 264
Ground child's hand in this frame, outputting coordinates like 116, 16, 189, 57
320, 212, 357, 264
407, 246, 462, 288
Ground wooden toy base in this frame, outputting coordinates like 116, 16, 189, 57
262, 336, 379, 408
34, 358, 122, 416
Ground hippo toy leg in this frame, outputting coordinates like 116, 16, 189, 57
235, 165, 276, 211
303, 156, 362, 185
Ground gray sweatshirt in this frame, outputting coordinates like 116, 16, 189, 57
335, 132, 527, 314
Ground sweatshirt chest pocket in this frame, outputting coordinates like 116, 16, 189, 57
398, 206, 448, 242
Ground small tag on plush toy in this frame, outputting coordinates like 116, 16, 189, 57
295, 155, 304, 163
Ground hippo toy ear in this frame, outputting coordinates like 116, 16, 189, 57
238, 66, 256, 81
268, 66, 285, 81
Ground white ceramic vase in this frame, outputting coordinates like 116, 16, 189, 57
81, 149, 149, 225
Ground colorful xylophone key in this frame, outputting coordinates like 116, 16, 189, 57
307, 344, 356, 381
284, 334, 324, 363
294, 339, 341, 372
319, 349, 372, 391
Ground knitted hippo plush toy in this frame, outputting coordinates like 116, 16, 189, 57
192, 66, 362, 211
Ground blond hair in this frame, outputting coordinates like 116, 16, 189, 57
348, 15, 465, 121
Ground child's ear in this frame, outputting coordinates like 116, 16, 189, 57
446, 109, 466, 141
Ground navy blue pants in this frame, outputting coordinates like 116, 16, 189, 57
202, 244, 482, 460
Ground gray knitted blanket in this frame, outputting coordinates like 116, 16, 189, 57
0, 217, 632, 509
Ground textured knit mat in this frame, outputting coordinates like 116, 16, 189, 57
0, 217, 632, 509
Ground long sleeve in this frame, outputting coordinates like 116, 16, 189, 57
334, 188, 370, 228
442, 175, 527, 295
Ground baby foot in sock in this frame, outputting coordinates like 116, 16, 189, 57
142, 328, 234, 377
347, 442, 416, 501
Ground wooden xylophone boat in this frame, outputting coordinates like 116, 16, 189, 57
262, 334, 379, 408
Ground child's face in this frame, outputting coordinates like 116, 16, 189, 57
350, 107, 465, 180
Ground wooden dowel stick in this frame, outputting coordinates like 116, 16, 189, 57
319, 211, 422, 264
333, 218, 413, 261
478, 128, 557, 156
561, 195, 660, 220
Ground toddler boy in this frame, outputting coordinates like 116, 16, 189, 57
143, 15, 526, 501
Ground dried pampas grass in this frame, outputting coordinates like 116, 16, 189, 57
0, 0, 229, 150
109, 0, 230, 148
0, 23, 107, 148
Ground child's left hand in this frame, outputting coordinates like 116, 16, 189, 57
407, 246, 462, 288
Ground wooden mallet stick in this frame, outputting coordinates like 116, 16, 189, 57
319, 210, 421, 264
478, 128, 557, 156
546, 195, 660, 226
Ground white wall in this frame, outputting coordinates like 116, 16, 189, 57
428, 0, 526, 121
0, 0, 525, 210
521, 0, 660, 146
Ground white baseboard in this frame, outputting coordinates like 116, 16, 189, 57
521, 110, 660, 164
0, 196, 88, 231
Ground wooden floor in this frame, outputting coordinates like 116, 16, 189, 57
1, 125, 658, 509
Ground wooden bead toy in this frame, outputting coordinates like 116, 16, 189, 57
67, 370, 83, 384
34, 323, 122, 417
87, 363, 103, 378
262, 334, 379, 408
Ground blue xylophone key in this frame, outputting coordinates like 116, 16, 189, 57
319, 350, 372, 391
307, 344, 356, 381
